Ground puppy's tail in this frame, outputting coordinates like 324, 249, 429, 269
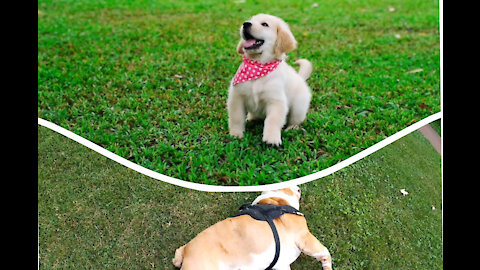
294, 59, 313, 81
172, 245, 186, 268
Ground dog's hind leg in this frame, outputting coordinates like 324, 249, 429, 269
180, 259, 220, 270
246, 112, 257, 121
172, 245, 186, 268
286, 88, 311, 131
296, 231, 332, 270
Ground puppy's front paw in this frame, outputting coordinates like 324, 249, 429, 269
263, 130, 282, 146
230, 129, 244, 139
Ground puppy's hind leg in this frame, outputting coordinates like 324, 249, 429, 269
286, 89, 311, 131
246, 112, 257, 121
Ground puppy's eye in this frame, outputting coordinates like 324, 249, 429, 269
261, 22, 269, 27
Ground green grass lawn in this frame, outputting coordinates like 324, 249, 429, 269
38, 0, 440, 185
38, 125, 442, 269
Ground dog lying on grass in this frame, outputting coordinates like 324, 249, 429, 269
227, 14, 313, 146
172, 186, 332, 270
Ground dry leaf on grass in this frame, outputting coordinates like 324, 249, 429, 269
406, 68, 424, 74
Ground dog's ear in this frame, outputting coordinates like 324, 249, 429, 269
236, 39, 244, 55
274, 22, 297, 58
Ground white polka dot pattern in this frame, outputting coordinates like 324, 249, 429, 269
232, 56, 282, 86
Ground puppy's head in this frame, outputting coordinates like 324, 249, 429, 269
236, 14, 297, 61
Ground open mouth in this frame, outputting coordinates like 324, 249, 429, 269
242, 29, 264, 50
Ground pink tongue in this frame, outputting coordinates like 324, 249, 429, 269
243, 39, 256, 48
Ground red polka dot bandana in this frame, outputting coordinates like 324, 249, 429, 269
232, 56, 282, 86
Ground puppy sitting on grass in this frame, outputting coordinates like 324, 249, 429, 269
227, 14, 313, 146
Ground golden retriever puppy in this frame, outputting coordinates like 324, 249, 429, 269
227, 14, 313, 146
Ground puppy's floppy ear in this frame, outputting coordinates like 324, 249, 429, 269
274, 22, 297, 58
236, 39, 244, 55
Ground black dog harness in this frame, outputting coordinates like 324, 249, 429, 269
233, 204, 304, 270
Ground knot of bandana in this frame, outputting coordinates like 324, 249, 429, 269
232, 56, 282, 86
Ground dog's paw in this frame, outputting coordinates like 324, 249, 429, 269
263, 131, 282, 146
230, 130, 244, 139
246, 113, 257, 121
285, 124, 300, 131
316, 249, 332, 270
321, 262, 333, 270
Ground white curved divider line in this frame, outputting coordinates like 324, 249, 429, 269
38, 112, 441, 192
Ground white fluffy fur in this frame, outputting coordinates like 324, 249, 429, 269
252, 186, 301, 210
227, 14, 313, 146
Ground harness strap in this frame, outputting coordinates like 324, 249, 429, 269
232, 204, 303, 270
263, 213, 281, 270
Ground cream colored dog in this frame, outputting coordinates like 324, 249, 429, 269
172, 186, 332, 270
227, 14, 313, 146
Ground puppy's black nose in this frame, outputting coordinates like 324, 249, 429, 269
243, 22, 252, 29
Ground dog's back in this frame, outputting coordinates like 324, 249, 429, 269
173, 214, 308, 270
173, 186, 332, 269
